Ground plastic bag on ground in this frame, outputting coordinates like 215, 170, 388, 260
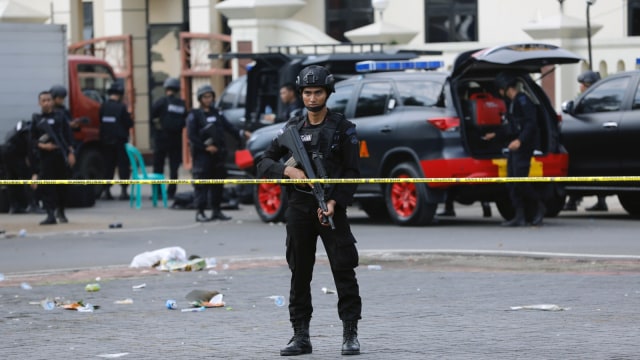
129, 246, 187, 268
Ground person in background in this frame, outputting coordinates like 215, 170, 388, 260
50, 85, 82, 131
187, 85, 251, 222
278, 82, 304, 122
151, 77, 186, 199
257, 65, 362, 356
563, 70, 608, 212
483, 71, 545, 227
29, 91, 75, 225
99, 82, 133, 200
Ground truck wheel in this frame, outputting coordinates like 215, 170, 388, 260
253, 182, 287, 223
359, 199, 390, 221
618, 193, 640, 216
384, 163, 437, 226
76, 148, 104, 199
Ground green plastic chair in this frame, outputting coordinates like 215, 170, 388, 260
124, 143, 168, 209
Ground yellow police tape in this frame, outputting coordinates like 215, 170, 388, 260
1, 177, 639, 186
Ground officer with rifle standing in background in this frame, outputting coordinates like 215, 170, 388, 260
257, 65, 362, 356
29, 90, 75, 225
99, 82, 133, 200
186, 84, 250, 222
151, 77, 186, 199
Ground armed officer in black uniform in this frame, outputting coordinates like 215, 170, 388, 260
99, 82, 133, 200
29, 91, 76, 225
257, 65, 362, 356
187, 85, 250, 222
483, 71, 545, 226
1, 120, 33, 213
151, 77, 186, 199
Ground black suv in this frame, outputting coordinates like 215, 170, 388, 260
561, 70, 640, 216
241, 43, 582, 225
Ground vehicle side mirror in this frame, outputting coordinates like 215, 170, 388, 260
387, 98, 397, 110
561, 100, 574, 114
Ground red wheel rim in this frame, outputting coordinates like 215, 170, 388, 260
257, 183, 282, 215
390, 174, 417, 218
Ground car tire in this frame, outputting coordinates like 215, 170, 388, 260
75, 148, 104, 199
359, 199, 390, 222
384, 163, 437, 226
618, 193, 640, 216
253, 182, 287, 223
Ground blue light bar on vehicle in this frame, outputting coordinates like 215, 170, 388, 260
355, 60, 444, 73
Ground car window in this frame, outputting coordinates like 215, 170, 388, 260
577, 76, 630, 114
219, 78, 244, 110
396, 80, 440, 106
327, 84, 353, 114
632, 81, 640, 110
238, 80, 247, 107
355, 82, 392, 118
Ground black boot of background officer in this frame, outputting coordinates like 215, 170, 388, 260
280, 319, 312, 356
55, 207, 68, 223
342, 320, 360, 355
40, 209, 57, 225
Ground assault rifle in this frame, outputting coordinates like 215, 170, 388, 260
278, 125, 335, 230
36, 115, 70, 167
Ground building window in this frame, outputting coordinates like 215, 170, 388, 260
82, 2, 93, 40
425, 0, 477, 43
629, 0, 640, 36
326, 0, 374, 43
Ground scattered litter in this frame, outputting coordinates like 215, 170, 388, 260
0, 273, 4, 281
77, 304, 95, 313
18, 229, 27, 237
166, 299, 177, 309
129, 246, 187, 268
96, 353, 129, 359
181, 306, 205, 312
41, 298, 55, 310
62, 301, 100, 311
322, 287, 336, 294
205, 257, 217, 269
208, 270, 218, 275
108, 223, 123, 229
95, 277, 101, 282
85, 283, 101, 292
269, 295, 286, 307
21, 282, 32, 290
509, 304, 568, 311
132, 283, 146, 290
185, 290, 225, 307
114, 298, 134, 305
367, 265, 382, 270
159, 257, 206, 272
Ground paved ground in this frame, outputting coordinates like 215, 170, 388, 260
1, 183, 639, 359
1, 254, 639, 359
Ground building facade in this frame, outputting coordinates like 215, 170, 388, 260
5, 0, 639, 151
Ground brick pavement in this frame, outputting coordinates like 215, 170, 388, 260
1, 257, 639, 359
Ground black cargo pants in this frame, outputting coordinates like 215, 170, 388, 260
284, 205, 362, 323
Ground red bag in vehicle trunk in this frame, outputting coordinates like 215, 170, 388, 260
469, 92, 506, 126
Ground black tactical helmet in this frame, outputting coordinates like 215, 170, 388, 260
494, 71, 519, 92
296, 65, 335, 94
577, 70, 601, 85
163, 77, 180, 91
107, 82, 124, 95
50, 85, 67, 99
196, 85, 215, 100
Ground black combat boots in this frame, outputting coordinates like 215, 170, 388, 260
196, 209, 210, 222
55, 208, 68, 223
342, 320, 360, 355
530, 201, 546, 226
210, 208, 231, 221
280, 319, 312, 356
501, 207, 525, 227
40, 209, 57, 225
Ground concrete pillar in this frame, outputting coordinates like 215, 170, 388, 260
95, 0, 150, 149
50, 0, 83, 43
